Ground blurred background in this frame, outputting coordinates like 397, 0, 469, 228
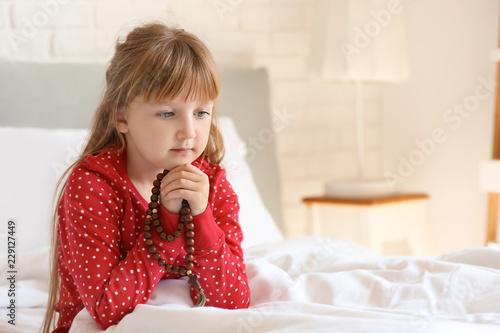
0, 0, 498, 255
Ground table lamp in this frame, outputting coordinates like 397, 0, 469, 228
309, 0, 410, 198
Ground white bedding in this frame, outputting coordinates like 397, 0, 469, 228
3, 237, 498, 332
1, 121, 499, 332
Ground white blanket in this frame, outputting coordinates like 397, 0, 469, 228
66, 237, 500, 333
2, 237, 500, 332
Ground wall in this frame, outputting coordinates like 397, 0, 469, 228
0, 0, 383, 240
381, 0, 499, 254
3, 0, 497, 255
8, 0, 496, 255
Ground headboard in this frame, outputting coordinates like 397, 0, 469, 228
0, 61, 283, 231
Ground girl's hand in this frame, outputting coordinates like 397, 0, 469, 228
160, 164, 209, 216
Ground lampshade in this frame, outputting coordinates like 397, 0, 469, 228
309, 0, 410, 197
479, 160, 500, 192
309, 0, 410, 83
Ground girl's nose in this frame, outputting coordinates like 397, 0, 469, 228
177, 115, 196, 140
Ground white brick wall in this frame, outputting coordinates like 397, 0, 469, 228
271, 32, 310, 55
11, 1, 92, 29
0, 0, 383, 239
0, 3, 10, 29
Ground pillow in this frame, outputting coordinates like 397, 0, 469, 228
219, 117, 284, 247
0, 119, 282, 258
0, 127, 89, 255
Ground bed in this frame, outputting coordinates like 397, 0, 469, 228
0, 61, 499, 332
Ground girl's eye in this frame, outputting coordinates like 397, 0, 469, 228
195, 111, 210, 119
157, 111, 174, 119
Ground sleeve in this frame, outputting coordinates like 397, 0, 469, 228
57, 166, 185, 329
187, 167, 251, 309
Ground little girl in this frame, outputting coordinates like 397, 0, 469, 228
42, 22, 251, 333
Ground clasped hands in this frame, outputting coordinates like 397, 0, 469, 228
160, 164, 209, 217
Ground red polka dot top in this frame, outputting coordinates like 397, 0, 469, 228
53, 150, 250, 332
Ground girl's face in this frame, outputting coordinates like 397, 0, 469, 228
118, 88, 214, 177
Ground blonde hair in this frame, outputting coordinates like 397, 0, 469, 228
41, 22, 223, 333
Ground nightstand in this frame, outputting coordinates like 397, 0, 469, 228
302, 193, 429, 255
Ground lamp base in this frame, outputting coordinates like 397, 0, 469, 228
325, 179, 395, 198
487, 242, 499, 249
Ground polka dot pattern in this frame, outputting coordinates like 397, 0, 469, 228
53, 151, 250, 332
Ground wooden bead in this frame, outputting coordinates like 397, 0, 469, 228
143, 172, 200, 283
181, 214, 193, 222
180, 207, 191, 215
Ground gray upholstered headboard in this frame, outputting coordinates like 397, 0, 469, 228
0, 61, 283, 230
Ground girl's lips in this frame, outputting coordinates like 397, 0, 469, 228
171, 148, 193, 153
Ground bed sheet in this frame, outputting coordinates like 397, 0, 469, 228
69, 236, 500, 332
1, 236, 499, 332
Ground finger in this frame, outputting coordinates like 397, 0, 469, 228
161, 173, 202, 195
169, 163, 205, 178
162, 178, 198, 198
161, 167, 205, 191
164, 188, 202, 204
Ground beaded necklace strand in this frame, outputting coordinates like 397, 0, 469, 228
143, 169, 206, 307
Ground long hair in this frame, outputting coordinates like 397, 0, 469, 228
41, 22, 223, 333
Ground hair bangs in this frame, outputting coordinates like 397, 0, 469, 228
135, 39, 220, 104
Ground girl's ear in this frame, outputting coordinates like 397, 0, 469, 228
116, 108, 129, 134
